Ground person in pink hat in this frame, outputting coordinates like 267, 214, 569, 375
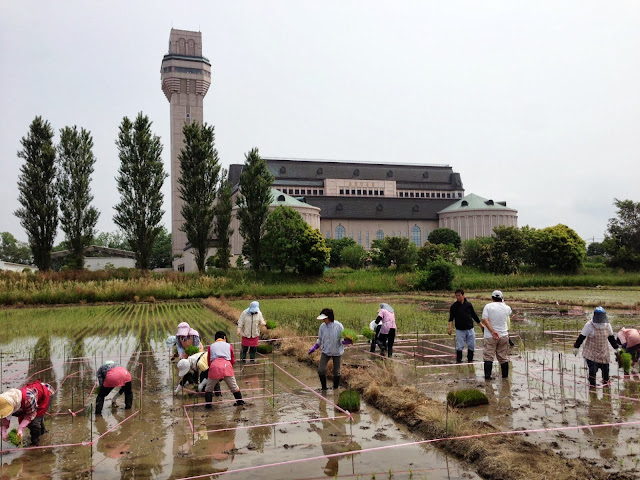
175, 322, 201, 359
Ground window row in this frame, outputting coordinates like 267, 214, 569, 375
339, 188, 385, 196
396, 191, 463, 199
279, 188, 324, 196
162, 66, 211, 77
330, 225, 426, 248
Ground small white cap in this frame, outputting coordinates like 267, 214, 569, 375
317, 314, 328, 320
491, 290, 503, 300
177, 359, 190, 378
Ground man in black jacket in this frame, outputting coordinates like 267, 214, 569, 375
448, 289, 482, 363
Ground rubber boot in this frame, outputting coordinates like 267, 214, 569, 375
28, 419, 42, 446
240, 346, 247, 363
233, 391, 245, 406
124, 391, 133, 409
602, 364, 610, 385
319, 373, 327, 390
333, 375, 341, 389
214, 382, 222, 397
467, 350, 474, 363
205, 391, 213, 409
456, 350, 463, 363
500, 362, 509, 379
250, 346, 257, 363
484, 361, 493, 380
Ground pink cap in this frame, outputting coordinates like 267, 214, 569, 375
188, 328, 199, 337
176, 322, 190, 337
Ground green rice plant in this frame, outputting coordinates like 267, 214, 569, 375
337, 389, 360, 412
446, 389, 489, 408
341, 328, 358, 344
361, 326, 374, 340
257, 343, 273, 354
185, 346, 200, 356
7, 428, 22, 447
265, 320, 277, 330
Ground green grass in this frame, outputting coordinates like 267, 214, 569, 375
337, 389, 361, 412
446, 389, 489, 408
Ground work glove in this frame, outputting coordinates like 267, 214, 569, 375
308, 344, 319, 355
198, 379, 208, 392
174, 384, 183, 395
341, 339, 353, 345
573, 348, 579, 356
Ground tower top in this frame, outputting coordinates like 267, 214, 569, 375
161, 29, 211, 101
167, 29, 204, 57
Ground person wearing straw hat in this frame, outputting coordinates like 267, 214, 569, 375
205, 331, 245, 407
0, 381, 54, 446
308, 308, 345, 390
573, 307, 619, 387
375, 303, 397, 357
175, 322, 202, 359
481, 290, 512, 380
95, 361, 133, 415
237, 301, 267, 363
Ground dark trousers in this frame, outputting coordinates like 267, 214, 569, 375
27, 416, 46, 446
377, 328, 396, 357
179, 369, 208, 387
370, 324, 382, 352
241, 345, 257, 362
96, 381, 133, 414
586, 359, 610, 386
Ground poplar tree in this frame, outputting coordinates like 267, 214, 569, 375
236, 148, 274, 270
113, 113, 167, 270
57, 126, 100, 269
14, 116, 58, 271
177, 122, 220, 273
213, 169, 234, 270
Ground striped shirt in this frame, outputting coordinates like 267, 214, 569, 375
317, 321, 344, 357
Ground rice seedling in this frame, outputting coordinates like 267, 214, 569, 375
361, 326, 374, 340
256, 343, 273, 354
341, 328, 358, 344
446, 389, 489, 408
7, 428, 21, 447
265, 320, 277, 330
185, 346, 200, 356
338, 389, 361, 412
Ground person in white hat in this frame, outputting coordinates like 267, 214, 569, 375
308, 308, 345, 390
174, 350, 219, 395
237, 301, 266, 363
481, 290, 512, 380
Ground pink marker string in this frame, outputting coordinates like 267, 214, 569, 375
204, 415, 349, 434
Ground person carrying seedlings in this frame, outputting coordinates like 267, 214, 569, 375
0, 381, 54, 446
369, 318, 382, 353
573, 307, 620, 387
175, 350, 219, 394
237, 301, 266, 363
448, 289, 482, 363
481, 290, 512, 380
95, 361, 133, 415
175, 322, 202, 359
617, 327, 640, 362
205, 331, 245, 407
309, 308, 346, 390
375, 303, 397, 357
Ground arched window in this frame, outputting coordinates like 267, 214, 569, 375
376, 229, 384, 240
411, 226, 421, 246
335, 225, 346, 240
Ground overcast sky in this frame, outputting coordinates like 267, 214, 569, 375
1, 1, 638, 244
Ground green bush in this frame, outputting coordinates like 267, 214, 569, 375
266, 320, 277, 330
185, 346, 200, 356
361, 326, 374, 340
415, 259, 455, 291
446, 389, 489, 408
338, 389, 361, 412
340, 244, 367, 269
257, 343, 273, 354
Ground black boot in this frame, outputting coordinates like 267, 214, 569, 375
240, 346, 247, 363
456, 350, 463, 363
467, 350, 474, 363
214, 382, 222, 397
233, 391, 245, 406
484, 361, 493, 380
319, 373, 327, 390
333, 375, 340, 389
501, 362, 509, 379
205, 392, 213, 409
124, 392, 133, 409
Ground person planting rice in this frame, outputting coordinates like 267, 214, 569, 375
95, 361, 133, 415
448, 289, 482, 363
205, 331, 245, 407
616, 327, 640, 363
175, 322, 202, 359
0, 381, 54, 446
369, 318, 382, 353
309, 308, 348, 390
375, 303, 397, 357
175, 350, 218, 394
573, 307, 620, 387
237, 301, 266, 363
481, 290, 512, 380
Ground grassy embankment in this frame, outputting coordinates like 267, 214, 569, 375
2, 266, 640, 306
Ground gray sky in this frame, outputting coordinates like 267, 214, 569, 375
2, 1, 638, 244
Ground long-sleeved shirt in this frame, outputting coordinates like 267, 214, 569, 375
449, 300, 481, 331
315, 320, 344, 357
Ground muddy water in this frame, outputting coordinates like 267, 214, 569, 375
0, 334, 480, 479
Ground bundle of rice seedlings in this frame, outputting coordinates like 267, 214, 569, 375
620, 352, 632, 375
257, 343, 273, 354
446, 389, 489, 408
185, 346, 200, 356
338, 389, 361, 412
266, 320, 277, 330
361, 326, 374, 340
341, 328, 358, 344
7, 429, 21, 447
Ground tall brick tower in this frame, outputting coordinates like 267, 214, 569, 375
161, 29, 212, 257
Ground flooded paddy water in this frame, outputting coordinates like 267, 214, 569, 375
1, 297, 639, 478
